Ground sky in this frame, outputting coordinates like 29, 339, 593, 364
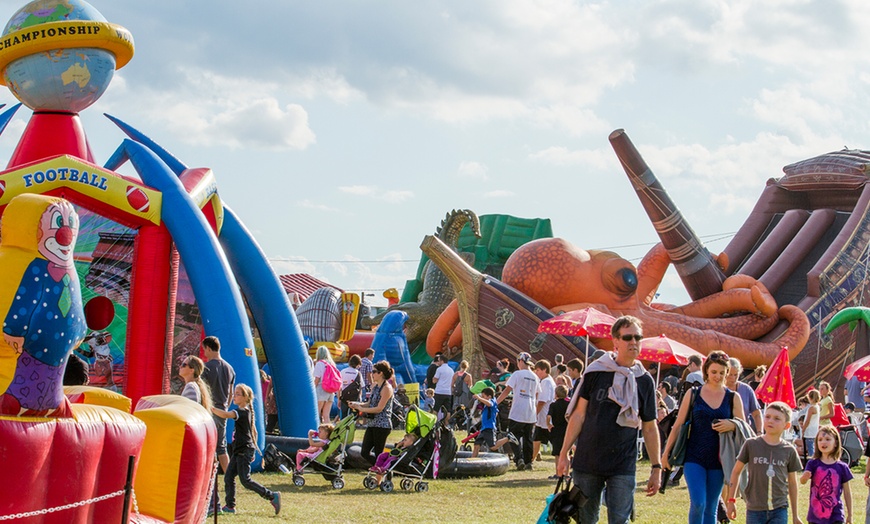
0, 0, 868, 307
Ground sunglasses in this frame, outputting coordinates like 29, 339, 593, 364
373, 370, 382, 374
180, 361, 190, 368
618, 334, 643, 342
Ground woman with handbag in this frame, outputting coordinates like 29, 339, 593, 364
662, 351, 745, 524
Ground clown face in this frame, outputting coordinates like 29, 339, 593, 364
37, 201, 78, 267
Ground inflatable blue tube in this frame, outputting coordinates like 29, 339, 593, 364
104, 139, 265, 454
220, 206, 318, 436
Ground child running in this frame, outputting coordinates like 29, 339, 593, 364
800, 426, 853, 524
471, 387, 516, 458
295, 423, 334, 472
726, 401, 803, 524
370, 432, 419, 484
212, 384, 281, 515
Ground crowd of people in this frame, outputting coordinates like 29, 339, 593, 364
130, 318, 870, 521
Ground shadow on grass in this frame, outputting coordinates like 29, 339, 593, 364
473, 477, 556, 489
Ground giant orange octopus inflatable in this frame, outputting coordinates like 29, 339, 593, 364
429, 238, 810, 368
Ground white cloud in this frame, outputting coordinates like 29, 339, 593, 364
531, 105, 612, 137
268, 257, 317, 275
97, 68, 316, 151
297, 200, 340, 213
285, 68, 366, 104
484, 189, 515, 198
457, 161, 489, 180
339, 186, 413, 203
338, 185, 376, 196
382, 190, 415, 203
529, 146, 614, 169
749, 86, 843, 143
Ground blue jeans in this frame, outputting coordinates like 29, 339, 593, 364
572, 471, 635, 524
745, 507, 787, 524
803, 437, 815, 458
683, 462, 724, 524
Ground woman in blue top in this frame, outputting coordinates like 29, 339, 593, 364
663, 351, 745, 524
350, 361, 395, 466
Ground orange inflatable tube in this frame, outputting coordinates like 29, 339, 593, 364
427, 299, 459, 356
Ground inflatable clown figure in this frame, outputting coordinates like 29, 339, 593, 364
0, 194, 87, 417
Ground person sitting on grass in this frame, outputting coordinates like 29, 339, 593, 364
725, 401, 803, 524
370, 432, 419, 484
471, 387, 518, 458
295, 423, 334, 472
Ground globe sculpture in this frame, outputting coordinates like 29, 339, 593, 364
0, 0, 133, 113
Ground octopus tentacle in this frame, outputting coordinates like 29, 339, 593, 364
705, 306, 809, 367
638, 305, 809, 367
662, 276, 777, 318
640, 306, 780, 341
636, 243, 669, 305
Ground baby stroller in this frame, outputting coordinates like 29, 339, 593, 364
450, 400, 481, 433
363, 405, 457, 493
832, 403, 865, 467
292, 412, 356, 490
391, 397, 407, 430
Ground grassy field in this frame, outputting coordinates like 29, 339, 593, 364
210, 432, 869, 523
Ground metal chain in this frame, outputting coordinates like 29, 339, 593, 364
131, 487, 140, 516
0, 490, 125, 521
201, 459, 220, 522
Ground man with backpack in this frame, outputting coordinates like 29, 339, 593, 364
339, 355, 365, 418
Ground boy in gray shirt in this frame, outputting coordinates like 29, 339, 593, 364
726, 401, 803, 524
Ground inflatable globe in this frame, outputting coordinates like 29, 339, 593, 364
0, 0, 133, 112
4, 48, 115, 112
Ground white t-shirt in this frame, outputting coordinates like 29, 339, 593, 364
340, 366, 365, 390
686, 370, 704, 385
313, 360, 326, 380
506, 369, 541, 424
536, 375, 556, 428
433, 363, 454, 395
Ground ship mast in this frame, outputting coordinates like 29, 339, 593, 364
609, 129, 727, 300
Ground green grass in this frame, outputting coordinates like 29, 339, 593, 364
209, 433, 869, 523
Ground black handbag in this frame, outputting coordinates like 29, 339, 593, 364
546, 476, 588, 524
667, 386, 698, 467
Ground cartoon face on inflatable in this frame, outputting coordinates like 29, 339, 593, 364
37, 199, 78, 268
0, 194, 87, 416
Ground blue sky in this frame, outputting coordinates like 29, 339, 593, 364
0, 1, 868, 307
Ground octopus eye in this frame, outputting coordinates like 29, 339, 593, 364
616, 268, 638, 295
599, 254, 639, 299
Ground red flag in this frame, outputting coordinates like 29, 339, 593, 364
754, 347, 796, 408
